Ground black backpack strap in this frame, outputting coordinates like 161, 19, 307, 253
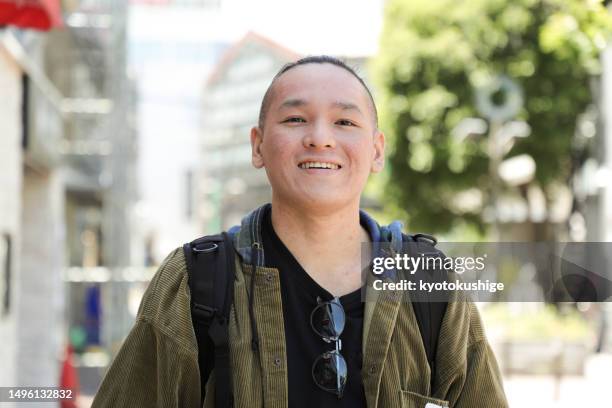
184, 232, 236, 408
402, 233, 447, 393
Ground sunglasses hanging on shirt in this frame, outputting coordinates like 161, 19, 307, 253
310, 296, 347, 399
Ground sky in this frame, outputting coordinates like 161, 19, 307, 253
129, 0, 385, 56
221, 0, 385, 56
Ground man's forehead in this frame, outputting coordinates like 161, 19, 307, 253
270, 63, 369, 108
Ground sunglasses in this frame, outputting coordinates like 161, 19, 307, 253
310, 296, 347, 398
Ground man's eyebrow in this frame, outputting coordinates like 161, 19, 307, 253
279, 98, 307, 109
332, 101, 363, 115
278, 98, 364, 116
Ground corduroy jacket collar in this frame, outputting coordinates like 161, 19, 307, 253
228, 203, 405, 270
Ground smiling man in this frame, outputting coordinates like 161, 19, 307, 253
92, 56, 508, 408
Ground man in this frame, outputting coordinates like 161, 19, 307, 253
92, 56, 508, 407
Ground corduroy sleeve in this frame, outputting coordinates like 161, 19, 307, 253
453, 339, 508, 408
448, 302, 508, 408
91, 249, 201, 408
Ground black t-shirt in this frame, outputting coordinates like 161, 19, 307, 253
261, 208, 366, 407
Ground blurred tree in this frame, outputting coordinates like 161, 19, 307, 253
372, 0, 612, 235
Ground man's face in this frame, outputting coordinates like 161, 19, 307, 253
250, 63, 385, 212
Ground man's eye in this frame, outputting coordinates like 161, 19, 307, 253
336, 119, 356, 126
283, 117, 306, 123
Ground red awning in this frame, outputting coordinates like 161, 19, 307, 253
0, 0, 63, 31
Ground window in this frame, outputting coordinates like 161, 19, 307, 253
185, 169, 194, 219
0, 234, 11, 316
21, 74, 29, 150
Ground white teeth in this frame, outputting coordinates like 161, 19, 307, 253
299, 161, 340, 170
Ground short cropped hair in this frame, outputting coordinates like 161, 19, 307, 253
257, 55, 378, 130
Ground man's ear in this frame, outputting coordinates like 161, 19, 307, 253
371, 130, 385, 173
251, 126, 265, 168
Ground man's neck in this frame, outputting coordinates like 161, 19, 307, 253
269, 199, 370, 296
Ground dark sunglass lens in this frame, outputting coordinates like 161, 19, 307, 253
311, 301, 345, 339
312, 351, 347, 395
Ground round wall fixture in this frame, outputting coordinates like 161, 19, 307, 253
475, 74, 523, 122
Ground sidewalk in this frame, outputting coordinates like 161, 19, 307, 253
504, 353, 612, 407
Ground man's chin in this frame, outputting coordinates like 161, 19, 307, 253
292, 192, 357, 211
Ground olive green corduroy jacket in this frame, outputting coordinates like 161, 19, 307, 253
92, 206, 508, 408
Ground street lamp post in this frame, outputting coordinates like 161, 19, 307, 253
463, 74, 530, 240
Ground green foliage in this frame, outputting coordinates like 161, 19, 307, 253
372, 0, 612, 233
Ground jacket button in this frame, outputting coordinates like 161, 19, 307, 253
273, 357, 282, 367
265, 273, 273, 282
368, 365, 376, 375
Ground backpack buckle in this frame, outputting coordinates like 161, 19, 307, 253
413, 233, 437, 246
192, 303, 217, 321
192, 242, 219, 253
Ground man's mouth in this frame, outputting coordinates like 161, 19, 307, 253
298, 161, 341, 170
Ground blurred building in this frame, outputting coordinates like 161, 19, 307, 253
0, 0, 138, 395
199, 32, 371, 231
1, 4, 68, 393
56, 0, 139, 395
0, 34, 22, 389
199, 32, 299, 231
595, 41, 612, 351
128, 0, 231, 262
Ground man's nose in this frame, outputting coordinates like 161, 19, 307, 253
303, 122, 336, 149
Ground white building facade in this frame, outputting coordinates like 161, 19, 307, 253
0, 38, 23, 391
0, 29, 66, 399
